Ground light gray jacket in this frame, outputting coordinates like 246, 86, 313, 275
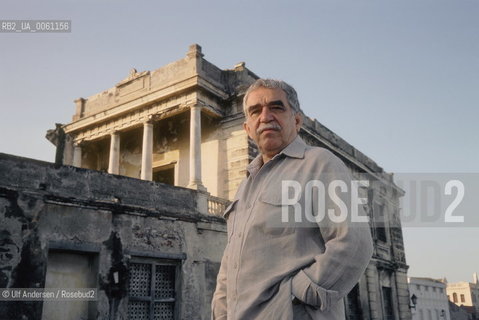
212, 136, 373, 319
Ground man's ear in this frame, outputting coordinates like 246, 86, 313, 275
295, 112, 303, 132
243, 121, 252, 139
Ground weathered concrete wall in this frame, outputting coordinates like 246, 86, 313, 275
0, 153, 226, 320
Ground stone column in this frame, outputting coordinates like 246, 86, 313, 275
141, 121, 153, 180
108, 132, 120, 174
73, 143, 82, 167
188, 105, 206, 191
63, 135, 74, 166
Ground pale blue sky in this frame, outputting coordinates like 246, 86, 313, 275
1, 0, 478, 283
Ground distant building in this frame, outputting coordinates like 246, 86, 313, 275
446, 273, 479, 319
408, 277, 450, 320
1, 44, 412, 319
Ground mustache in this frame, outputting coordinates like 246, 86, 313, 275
257, 123, 281, 135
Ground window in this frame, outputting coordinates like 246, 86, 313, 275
432, 287, 436, 292
416, 284, 421, 290
128, 259, 179, 320
346, 284, 362, 320
382, 287, 394, 320
460, 294, 465, 303
453, 292, 458, 303
376, 227, 387, 242
374, 203, 387, 242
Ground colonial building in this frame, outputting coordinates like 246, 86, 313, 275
408, 277, 450, 320
1, 44, 412, 319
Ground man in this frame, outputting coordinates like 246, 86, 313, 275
212, 79, 373, 319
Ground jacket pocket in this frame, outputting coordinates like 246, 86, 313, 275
257, 192, 296, 237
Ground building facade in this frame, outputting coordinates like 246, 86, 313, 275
1, 44, 412, 319
408, 277, 450, 320
446, 273, 479, 319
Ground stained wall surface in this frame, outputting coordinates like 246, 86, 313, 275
0, 153, 226, 320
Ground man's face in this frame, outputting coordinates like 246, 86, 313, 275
243, 87, 302, 160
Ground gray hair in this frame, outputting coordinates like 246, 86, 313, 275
243, 79, 302, 116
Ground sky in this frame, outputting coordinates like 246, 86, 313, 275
1, 0, 478, 283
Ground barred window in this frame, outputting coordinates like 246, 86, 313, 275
128, 259, 178, 320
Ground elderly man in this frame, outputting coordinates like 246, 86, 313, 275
212, 79, 373, 319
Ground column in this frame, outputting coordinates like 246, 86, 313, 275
73, 143, 82, 167
108, 132, 120, 174
63, 135, 74, 165
188, 105, 206, 191
141, 121, 153, 180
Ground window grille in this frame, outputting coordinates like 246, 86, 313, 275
128, 261, 178, 320
129, 301, 150, 320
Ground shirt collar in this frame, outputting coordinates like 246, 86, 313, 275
246, 135, 306, 177
280, 135, 307, 159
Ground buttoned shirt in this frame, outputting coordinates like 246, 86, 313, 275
212, 136, 373, 320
